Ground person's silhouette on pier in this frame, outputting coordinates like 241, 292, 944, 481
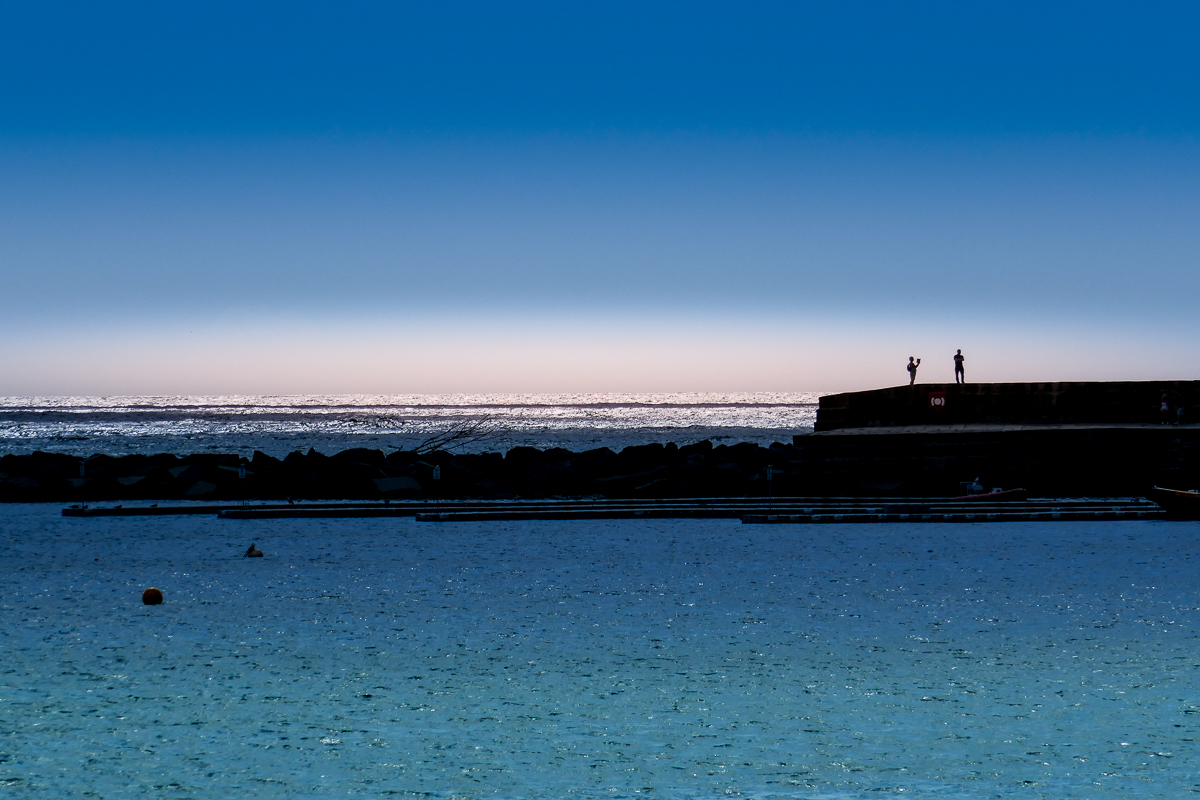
907, 357, 921, 385
953, 349, 965, 383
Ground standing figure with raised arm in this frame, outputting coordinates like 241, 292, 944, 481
907, 356, 921, 385
953, 349, 965, 383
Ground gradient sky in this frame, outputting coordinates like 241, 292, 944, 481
2, 1, 1199, 394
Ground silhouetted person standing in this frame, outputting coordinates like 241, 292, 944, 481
907, 357, 921, 385
953, 349, 965, 383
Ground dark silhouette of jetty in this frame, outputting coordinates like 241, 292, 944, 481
8, 381, 1199, 509
796, 380, 1200, 496
815, 380, 1199, 430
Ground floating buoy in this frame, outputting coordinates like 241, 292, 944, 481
245, 544, 263, 558
142, 587, 163, 605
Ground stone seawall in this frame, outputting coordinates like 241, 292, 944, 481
816, 381, 1200, 431
0, 441, 796, 503
9, 378, 1200, 501
4, 425, 1199, 501
792, 426, 1200, 497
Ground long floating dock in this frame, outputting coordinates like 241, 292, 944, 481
60, 502, 395, 517
61, 497, 1167, 523
222, 498, 859, 520
414, 499, 1164, 523
741, 502, 1162, 524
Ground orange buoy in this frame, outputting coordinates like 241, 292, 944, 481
142, 587, 163, 605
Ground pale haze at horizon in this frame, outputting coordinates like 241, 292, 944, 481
3, 3, 1198, 396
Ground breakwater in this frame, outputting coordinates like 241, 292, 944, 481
8, 382, 1199, 501
792, 425, 1200, 496
6, 425, 1197, 502
1, 440, 796, 503
800, 381, 1200, 496
816, 380, 1200, 430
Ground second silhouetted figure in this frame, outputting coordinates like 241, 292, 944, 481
953, 349, 965, 383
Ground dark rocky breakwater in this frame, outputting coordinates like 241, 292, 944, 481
0, 441, 799, 503
5, 427, 1200, 503
8, 382, 1200, 502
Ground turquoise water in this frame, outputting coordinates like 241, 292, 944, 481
2, 505, 1199, 798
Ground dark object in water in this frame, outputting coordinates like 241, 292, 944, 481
142, 587, 163, 605
1146, 486, 1200, 519
245, 543, 264, 557
952, 488, 1029, 502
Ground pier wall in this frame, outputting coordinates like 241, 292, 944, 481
816, 380, 1200, 431
5, 428, 1198, 501
7, 376, 1200, 500
791, 427, 1200, 497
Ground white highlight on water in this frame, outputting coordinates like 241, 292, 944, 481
0, 393, 819, 456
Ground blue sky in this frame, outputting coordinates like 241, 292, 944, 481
2, 2, 1199, 394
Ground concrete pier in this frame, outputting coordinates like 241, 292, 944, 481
797, 381, 1200, 496
11, 381, 1199, 503
815, 380, 1200, 431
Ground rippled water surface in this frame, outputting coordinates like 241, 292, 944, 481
3, 506, 1198, 798
0, 393, 817, 456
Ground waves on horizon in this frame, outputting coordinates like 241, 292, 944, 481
0, 392, 818, 457
0, 391, 820, 409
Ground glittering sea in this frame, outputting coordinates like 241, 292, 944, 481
2, 506, 1198, 798
0, 393, 818, 457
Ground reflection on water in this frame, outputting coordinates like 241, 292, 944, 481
0, 392, 819, 456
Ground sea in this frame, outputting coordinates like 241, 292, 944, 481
3, 509, 1197, 798
2, 394, 1197, 798
0, 393, 819, 458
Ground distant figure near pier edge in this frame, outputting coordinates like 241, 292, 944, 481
954, 349, 965, 383
907, 357, 921, 385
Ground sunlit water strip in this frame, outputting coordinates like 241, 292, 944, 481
0, 393, 818, 456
